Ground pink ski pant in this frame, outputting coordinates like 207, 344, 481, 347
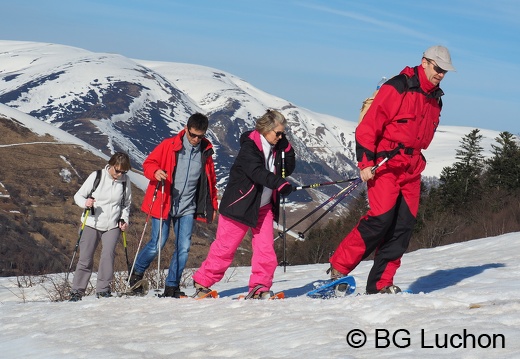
193, 204, 277, 292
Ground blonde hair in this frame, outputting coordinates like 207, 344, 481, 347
255, 109, 287, 135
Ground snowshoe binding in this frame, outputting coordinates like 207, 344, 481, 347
192, 282, 218, 299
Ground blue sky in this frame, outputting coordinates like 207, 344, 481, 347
3, 0, 519, 134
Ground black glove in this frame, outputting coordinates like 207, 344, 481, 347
279, 182, 293, 197
277, 135, 289, 151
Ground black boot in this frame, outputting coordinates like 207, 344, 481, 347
96, 291, 113, 299
128, 272, 145, 294
129, 272, 143, 287
161, 286, 186, 298
69, 291, 82, 302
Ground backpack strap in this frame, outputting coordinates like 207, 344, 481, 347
89, 170, 102, 196
387, 68, 444, 108
120, 180, 127, 208
118, 178, 127, 223
87, 169, 102, 215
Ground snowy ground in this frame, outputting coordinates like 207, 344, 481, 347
1, 232, 519, 358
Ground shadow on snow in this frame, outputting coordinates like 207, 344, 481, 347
407, 263, 505, 294
217, 263, 505, 298
217, 279, 326, 298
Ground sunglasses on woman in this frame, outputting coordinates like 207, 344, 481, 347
114, 168, 127, 175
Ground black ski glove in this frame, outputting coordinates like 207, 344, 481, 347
279, 182, 293, 197
277, 135, 289, 151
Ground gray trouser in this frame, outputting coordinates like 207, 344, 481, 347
72, 226, 120, 294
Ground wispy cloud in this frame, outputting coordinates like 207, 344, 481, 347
297, 2, 439, 44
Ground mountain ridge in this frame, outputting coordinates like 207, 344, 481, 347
0, 40, 502, 185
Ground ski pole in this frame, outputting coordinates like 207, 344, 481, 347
65, 208, 90, 282
279, 144, 404, 239
293, 178, 358, 191
120, 219, 131, 275
297, 179, 363, 238
281, 151, 288, 272
123, 231, 130, 275
126, 181, 161, 290
276, 181, 358, 240
156, 179, 165, 292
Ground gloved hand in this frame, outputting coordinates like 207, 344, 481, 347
279, 182, 293, 197
277, 135, 289, 151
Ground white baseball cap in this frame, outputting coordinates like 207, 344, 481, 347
423, 45, 456, 72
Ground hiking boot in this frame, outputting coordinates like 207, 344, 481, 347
96, 291, 113, 299
69, 291, 82, 302
129, 272, 145, 294
378, 285, 401, 294
367, 285, 402, 295
327, 266, 345, 280
161, 286, 186, 298
129, 272, 144, 287
252, 290, 274, 300
193, 282, 212, 298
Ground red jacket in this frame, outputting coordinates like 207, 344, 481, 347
356, 65, 444, 171
140, 129, 218, 222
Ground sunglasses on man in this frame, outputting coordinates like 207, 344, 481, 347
187, 128, 206, 140
426, 58, 447, 75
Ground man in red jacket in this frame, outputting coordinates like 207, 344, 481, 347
130, 113, 218, 298
329, 46, 455, 294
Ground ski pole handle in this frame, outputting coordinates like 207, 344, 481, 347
370, 144, 404, 173
87, 196, 95, 215
293, 178, 357, 191
281, 151, 286, 179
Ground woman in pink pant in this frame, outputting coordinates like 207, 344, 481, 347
193, 110, 296, 299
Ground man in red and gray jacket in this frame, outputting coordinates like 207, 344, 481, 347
330, 46, 456, 294
130, 113, 218, 298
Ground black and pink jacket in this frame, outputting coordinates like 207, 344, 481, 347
219, 130, 296, 227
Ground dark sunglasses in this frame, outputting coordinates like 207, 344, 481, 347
187, 128, 205, 140
114, 168, 127, 175
426, 59, 447, 75
272, 130, 285, 138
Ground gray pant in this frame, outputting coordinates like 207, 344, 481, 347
72, 226, 120, 294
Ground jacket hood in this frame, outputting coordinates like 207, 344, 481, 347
240, 130, 263, 151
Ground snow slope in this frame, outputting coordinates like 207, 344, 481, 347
1, 232, 519, 358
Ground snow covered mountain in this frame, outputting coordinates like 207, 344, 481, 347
0, 40, 502, 194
